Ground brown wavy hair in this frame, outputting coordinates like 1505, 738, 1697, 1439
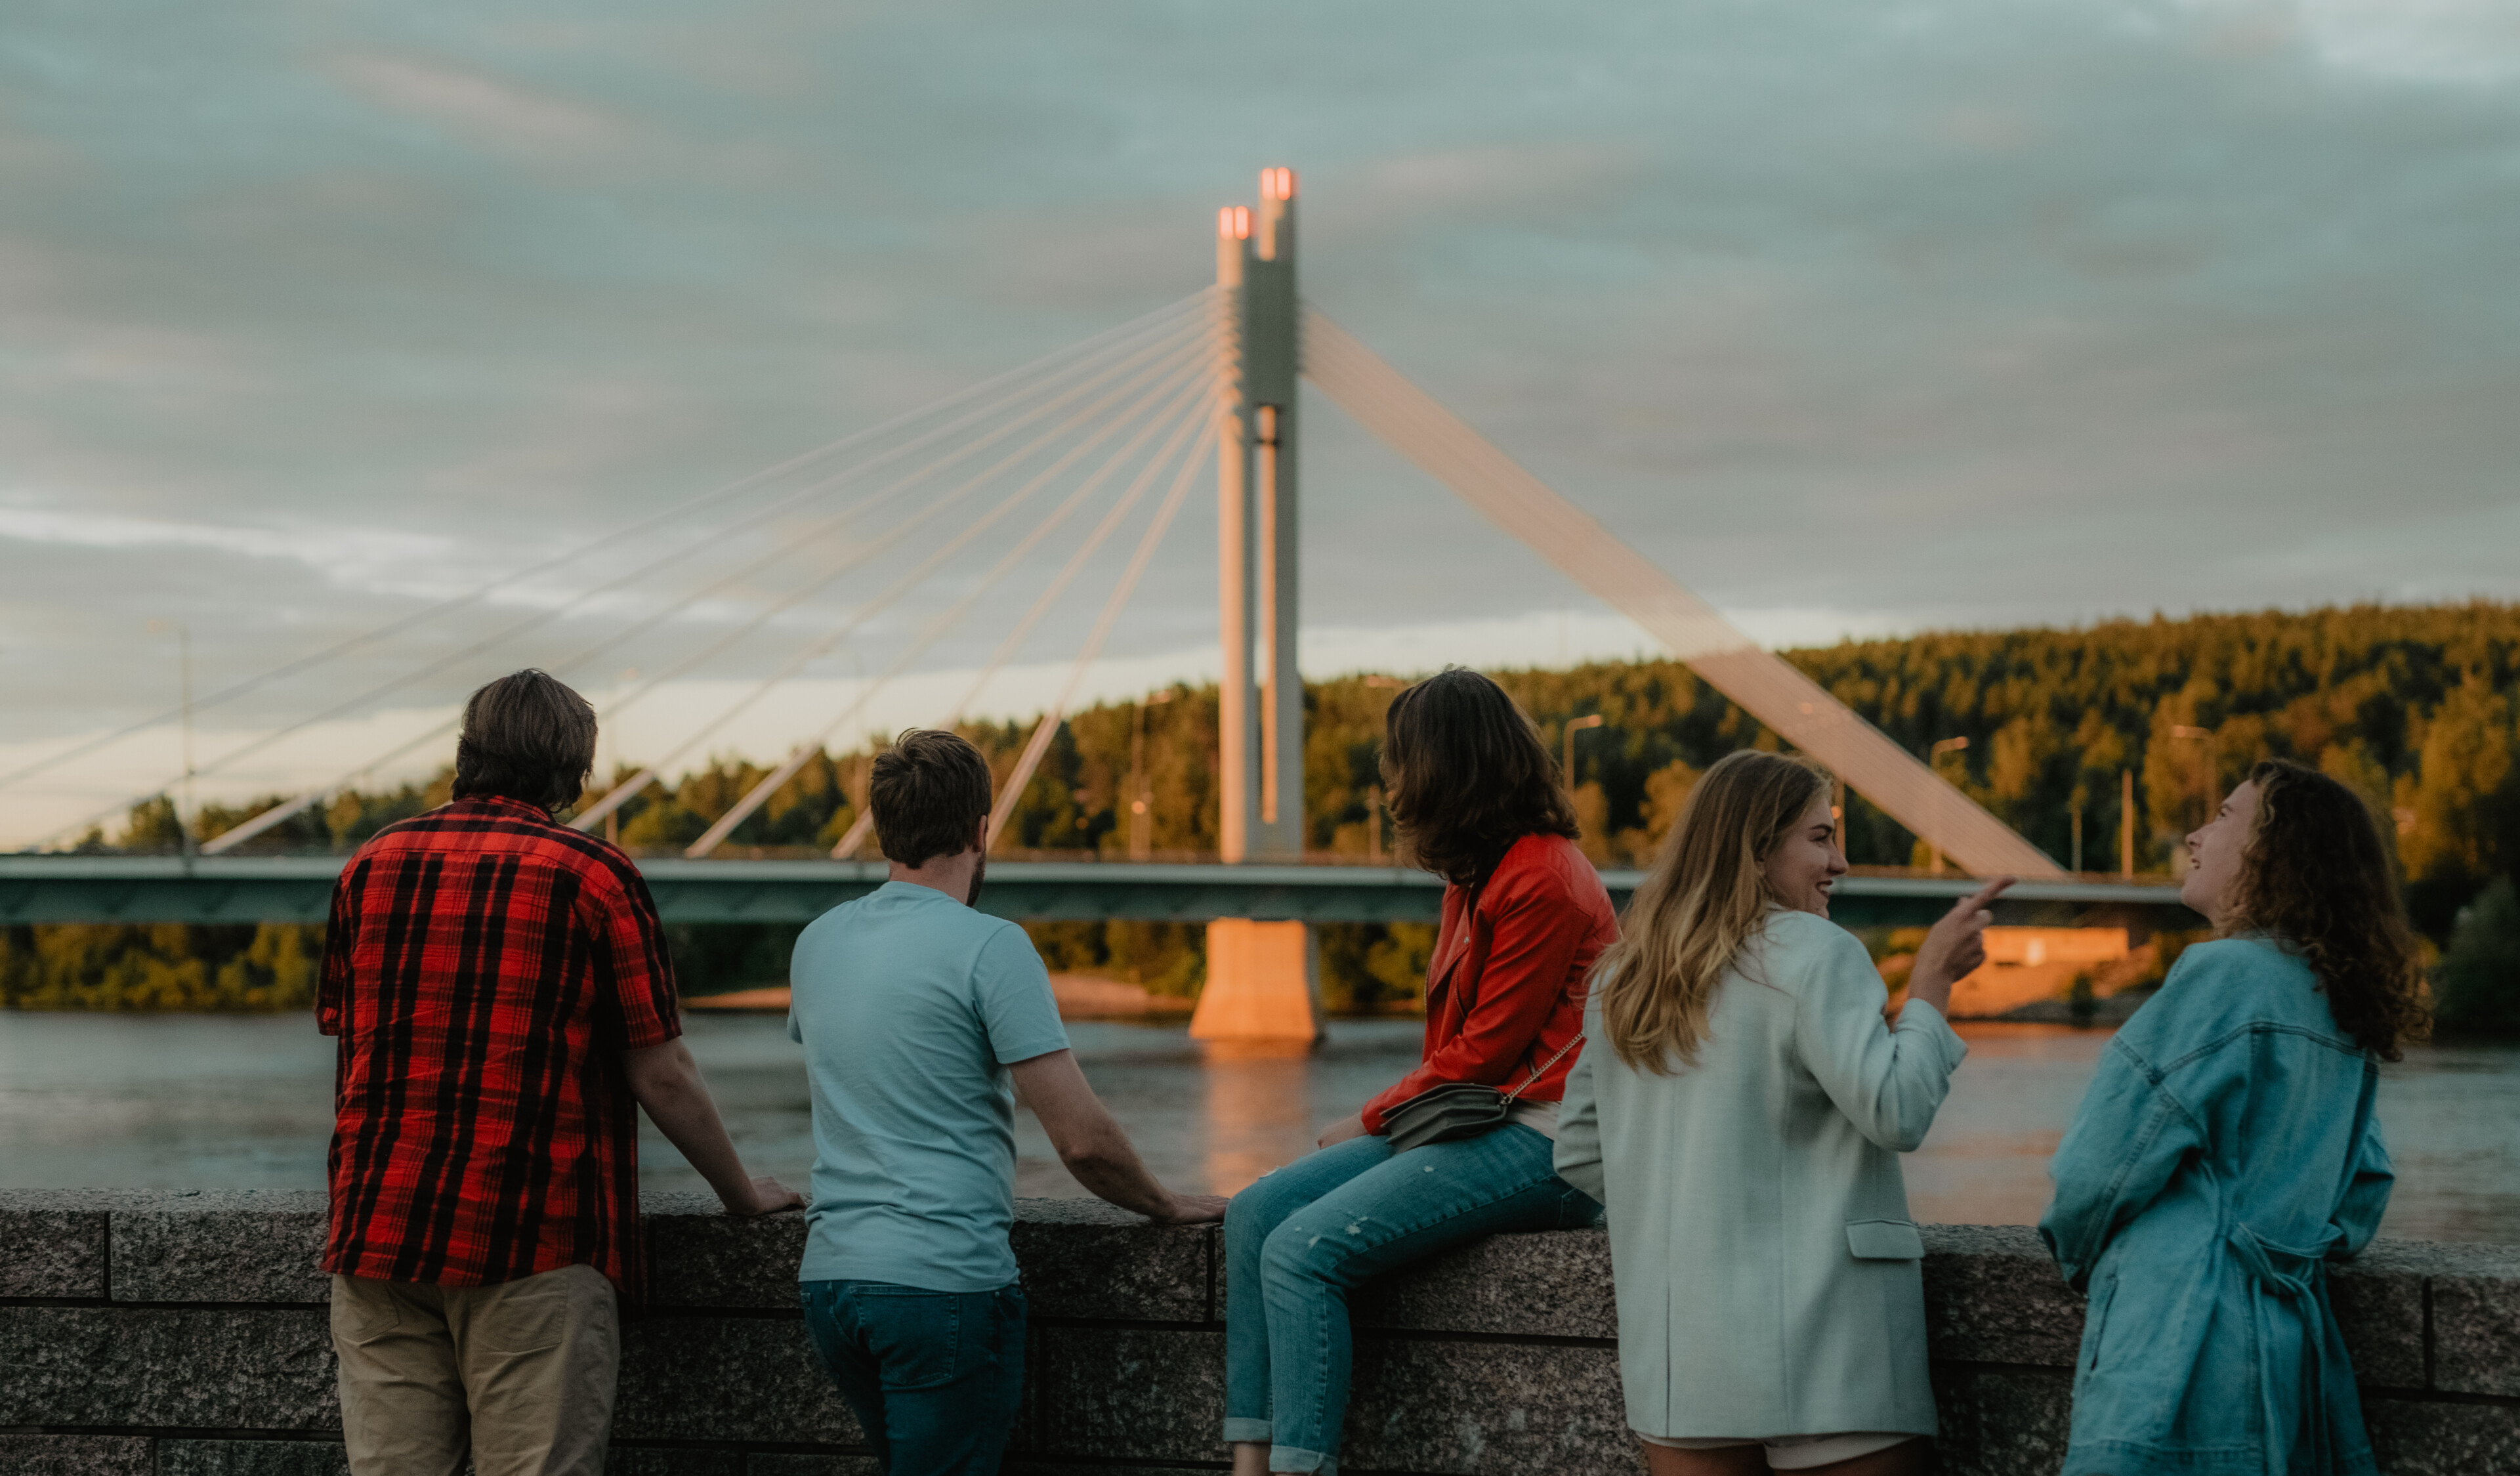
1595, 751, 1833, 1072
2223, 758, 2429, 1061
1380, 668, 1580, 885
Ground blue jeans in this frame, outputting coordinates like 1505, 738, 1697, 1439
800, 1279, 1026, 1476
1223, 1125, 1600, 1475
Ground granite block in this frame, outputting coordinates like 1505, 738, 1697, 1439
0, 1189, 117, 1299
1352, 1227, 1616, 1340
1032, 1326, 1225, 1463
1005, 1468, 1218, 1476
745, 1458, 881, 1476
2423, 1242, 2520, 1397
2324, 1240, 2429, 1391
2362, 1395, 2520, 1476
0, 1435, 152, 1476
158, 1441, 351, 1476
0, 1305, 337, 1429
1012, 1198, 1211, 1323
615, 1315, 860, 1444
604, 1448, 743, 1476
1339, 1336, 1628, 1475
1930, 1364, 2074, 1476
643, 1196, 810, 1310
1921, 1223, 2084, 1368
112, 1190, 330, 1304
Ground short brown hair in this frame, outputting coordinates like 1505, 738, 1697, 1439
453, 669, 597, 811
869, 728, 994, 868
1380, 668, 1580, 885
2228, 758, 2430, 1061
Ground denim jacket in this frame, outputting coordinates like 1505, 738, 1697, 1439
2040, 937, 2393, 1476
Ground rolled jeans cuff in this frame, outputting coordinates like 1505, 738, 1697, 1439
1270, 1443, 1336, 1475
1222, 1418, 1273, 1444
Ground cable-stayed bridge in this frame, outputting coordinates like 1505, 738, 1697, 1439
5, 169, 2189, 1026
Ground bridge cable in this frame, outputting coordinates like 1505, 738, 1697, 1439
687, 385, 1215, 858
577, 316, 1217, 734
1300, 306, 2061, 879
569, 345, 1215, 834
3, 289, 1215, 797
144, 318, 1217, 853
820, 406, 1213, 860
982, 405, 1210, 853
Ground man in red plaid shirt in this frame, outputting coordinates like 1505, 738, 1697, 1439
319, 669, 801, 1476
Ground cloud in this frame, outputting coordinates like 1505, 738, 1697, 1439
2286, 0, 2520, 84
7, 0, 2520, 810
0, 505, 448, 568
324, 54, 627, 154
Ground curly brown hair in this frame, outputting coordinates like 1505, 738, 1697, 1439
2225, 758, 2430, 1061
1380, 668, 1580, 885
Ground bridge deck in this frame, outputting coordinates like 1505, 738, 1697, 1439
0, 856, 2196, 929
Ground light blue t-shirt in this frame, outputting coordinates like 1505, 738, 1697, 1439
788, 879, 1070, 1291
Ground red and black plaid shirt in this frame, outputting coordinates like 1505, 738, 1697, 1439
317, 793, 680, 1295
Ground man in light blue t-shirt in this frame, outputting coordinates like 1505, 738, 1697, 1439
789, 728, 1224, 1476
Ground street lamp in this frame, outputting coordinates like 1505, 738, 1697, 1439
1129, 690, 1175, 860
1564, 713, 1605, 791
603, 667, 638, 847
2170, 725, 2216, 831
1926, 736, 1969, 875
146, 620, 194, 862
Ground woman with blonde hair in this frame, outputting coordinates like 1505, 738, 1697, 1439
2042, 759, 2420, 1476
1557, 749, 2011, 1475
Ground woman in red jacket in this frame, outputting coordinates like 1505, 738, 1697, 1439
1222, 667, 1616, 1476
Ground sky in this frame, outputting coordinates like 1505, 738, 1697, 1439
7, 0, 2520, 844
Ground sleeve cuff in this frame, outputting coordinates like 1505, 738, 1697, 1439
1898, 997, 1968, 1068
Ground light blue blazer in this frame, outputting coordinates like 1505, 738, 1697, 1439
2041, 937, 2393, 1476
1556, 908, 1967, 1441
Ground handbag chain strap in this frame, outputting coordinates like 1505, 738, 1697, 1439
1500, 1030, 1586, 1104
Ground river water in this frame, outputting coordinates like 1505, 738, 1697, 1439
2, 1012, 2514, 1242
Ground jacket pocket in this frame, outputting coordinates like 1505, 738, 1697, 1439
1845, 1219, 1925, 1259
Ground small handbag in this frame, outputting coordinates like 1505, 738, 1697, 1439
1381, 1031, 1587, 1153
1380, 835, 1585, 1154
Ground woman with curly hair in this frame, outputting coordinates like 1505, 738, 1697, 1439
1221, 668, 1612, 1476
2042, 758, 2426, 1476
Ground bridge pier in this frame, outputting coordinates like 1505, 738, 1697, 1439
1202, 167, 1320, 1042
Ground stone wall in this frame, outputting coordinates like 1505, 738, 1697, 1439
2, 1190, 2513, 1475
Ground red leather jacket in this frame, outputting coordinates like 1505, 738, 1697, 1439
1359, 832, 1620, 1134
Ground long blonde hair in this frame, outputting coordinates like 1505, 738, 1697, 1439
1596, 750, 1832, 1073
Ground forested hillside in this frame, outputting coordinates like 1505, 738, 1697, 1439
13, 601, 2519, 1024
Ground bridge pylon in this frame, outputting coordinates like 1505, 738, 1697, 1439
1194, 167, 1320, 1044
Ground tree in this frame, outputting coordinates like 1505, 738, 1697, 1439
2435, 877, 2520, 1036
2399, 673, 2520, 935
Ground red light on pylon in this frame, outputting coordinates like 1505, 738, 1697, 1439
1261, 167, 1295, 201
1218, 205, 1251, 240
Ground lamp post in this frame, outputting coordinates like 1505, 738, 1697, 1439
2120, 768, 2137, 878
2157, 720, 2217, 866
604, 667, 637, 847
1564, 713, 1605, 792
146, 620, 194, 862
1927, 736, 1970, 875
1129, 690, 1174, 861
2170, 725, 2216, 832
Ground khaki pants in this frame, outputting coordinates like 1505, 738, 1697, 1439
331, 1264, 619, 1476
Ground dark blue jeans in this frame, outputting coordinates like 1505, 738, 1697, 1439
800, 1279, 1027, 1476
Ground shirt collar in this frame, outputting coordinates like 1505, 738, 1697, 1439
455, 793, 554, 820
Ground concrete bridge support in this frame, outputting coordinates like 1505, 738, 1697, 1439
1200, 166, 1318, 1043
